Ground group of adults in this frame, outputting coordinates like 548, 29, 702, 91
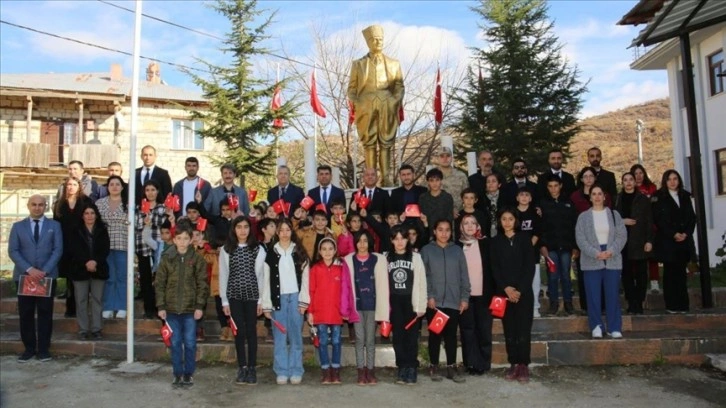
9, 142, 696, 362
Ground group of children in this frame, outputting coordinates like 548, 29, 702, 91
154, 167, 538, 387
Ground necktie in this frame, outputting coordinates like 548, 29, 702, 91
33, 219, 39, 243
518, 181, 525, 188
367, 189, 372, 199
144, 168, 151, 184
322, 187, 328, 205
281, 186, 286, 198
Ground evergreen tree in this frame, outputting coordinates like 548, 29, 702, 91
453, 0, 587, 172
187, 0, 295, 180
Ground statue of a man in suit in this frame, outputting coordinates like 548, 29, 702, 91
348, 25, 405, 186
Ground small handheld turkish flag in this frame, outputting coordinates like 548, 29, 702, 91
427, 309, 450, 334
404, 316, 419, 331
197, 178, 205, 191
315, 203, 327, 213
300, 196, 315, 211
272, 199, 287, 215
489, 296, 507, 318
546, 257, 556, 273
358, 196, 371, 210
380, 321, 392, 338
248, 189, 258, 203
405, 204, 421, 217
228, 195, 239, 212
141, 199, 151, 215
196, 218, 208, 232
310, 326, 320, 348
272, 319, 287, 334
228, 316, 238, 337
160, 320, 173, 347
164, 193, 181, 212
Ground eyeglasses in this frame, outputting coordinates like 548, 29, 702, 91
513, 165, 526, 170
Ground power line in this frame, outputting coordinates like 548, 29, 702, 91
0, 19, 210, 73
95, 0, 318, 70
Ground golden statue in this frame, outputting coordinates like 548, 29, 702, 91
348, 25, 405, 186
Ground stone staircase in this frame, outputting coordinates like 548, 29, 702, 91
1, 280, 725, 367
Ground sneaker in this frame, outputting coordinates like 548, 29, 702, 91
265, 331, 274, 343
331, 367, 341, 384
276, 376, 289, 385
91, 331, 103, 340
17, 351, 35, 363
245, 367, 257, 385
591, 325, 603, 339
357, 368, 367, 385
395, 368, 406, 385
366, 367, 377, 385
407, 367, 418, 385
182, 374, 194, 387
290, 376, 302, 385
548, 303, 559, 316
666, 309, 678, 314
78, 331, 88, 340
102, 311, 113, 319
172, 376, 183, 388
236, 367, 248, 385
517, 364, 530, 383
609, 331, 623, 339
321, 367, 332, 384
563, 301, 574, 315
37, 352, 52, 362
446, 365, 466, 383
533, 309, 541, 318
504, 364, 518, 381
116, 310, 127, 319
650, 280, 660, 294
428, 365, 443, 382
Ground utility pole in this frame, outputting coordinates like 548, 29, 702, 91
635, 119, 644, 165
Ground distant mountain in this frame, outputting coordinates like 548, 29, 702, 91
565, 98, 673, 185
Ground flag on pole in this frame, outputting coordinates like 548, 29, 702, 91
310, 71, 326, 118
348, 100, 355, 125
398, 104, 404, 122
271, 85, 283, 128
434, 67, 443, 125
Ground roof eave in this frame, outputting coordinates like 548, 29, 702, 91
630, 38, 679, 71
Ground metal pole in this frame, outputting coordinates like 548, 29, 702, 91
125, 0, 143, 363
679, 33, 712, 308
636, 119, 644, 165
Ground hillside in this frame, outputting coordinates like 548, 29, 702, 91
566, 98, 673, 184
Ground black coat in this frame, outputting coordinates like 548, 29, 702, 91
267, 183, 306, 214
502, 180, 540, 207
653, 189, 696, 263
595, 168, 618, 200
537, 169, 576, 200
614, 191, 654, 260
489, 232, 535, 296
389, 185, 428, 215
68, 224, 110, 281
539, 195, 577, 252
307, 185, 346, 213
53, 196, 94, 279
349, 186, 390, 216
455, 238, 495, 302
135, 166, 172, 206
468, 171, 506, 209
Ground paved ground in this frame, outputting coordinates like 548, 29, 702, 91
1, 356, 725, 408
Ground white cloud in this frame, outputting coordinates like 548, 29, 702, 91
556, 18, 631, 43
581, 80, 669, 118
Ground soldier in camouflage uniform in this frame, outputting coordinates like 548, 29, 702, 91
436, 147, 469, 216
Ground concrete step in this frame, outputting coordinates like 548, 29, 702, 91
1, 328, 724, 367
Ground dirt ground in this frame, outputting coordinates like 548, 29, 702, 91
0, 356, 724, 408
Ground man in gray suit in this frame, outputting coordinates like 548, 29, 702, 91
8, 195, 63, 362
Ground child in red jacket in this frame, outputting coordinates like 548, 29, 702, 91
306, 237, 352, 385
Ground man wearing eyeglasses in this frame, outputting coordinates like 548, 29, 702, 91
503, 158, 539, 206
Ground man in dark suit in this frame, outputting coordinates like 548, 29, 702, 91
390, 164, 427, 214
8, 195, 64, 363
307, 165, 346, 213
350, 167, 389, 216
502, 158, 539, 206
267, 165, 305, 214
587, 147, 617, 199
538, 149, 576, 199
171, 156, 212, 218
135, 145, 172, 205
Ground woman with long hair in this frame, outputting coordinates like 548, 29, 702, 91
653, 170, 696, 313
54, 176, 94, 318
576, 185, 627, 338
95, 175, 129, 319
630, 164, 661, 294
456, 214, 494, 375
261, 218, 310, 385
68, 204, 110, 339
134, 179, 170, 319
219, 216, 266, 384
614, 172, 654, 314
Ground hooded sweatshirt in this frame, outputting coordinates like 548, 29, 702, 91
420, 241, 471, 310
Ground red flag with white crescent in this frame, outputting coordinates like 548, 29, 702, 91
310, 71, 326, 118
434, 68, 443, 125
271, 85, 283, 128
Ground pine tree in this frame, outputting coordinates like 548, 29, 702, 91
453, 0, 587, 172
187, 0, 295, 180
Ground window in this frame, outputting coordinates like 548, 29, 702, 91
717, 149, 726, 195
708, 49, 724, 96
62, 122, 79, 145
172, 119, 204, 150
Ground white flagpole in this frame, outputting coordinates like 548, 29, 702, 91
125, 0, 143, 364
275, 63, 280, 162
313, 66, 318, 161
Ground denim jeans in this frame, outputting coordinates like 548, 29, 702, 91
316, 324, 342, 369
166, 313, 197, 376
583, 246, 622, 333
103, 250, 127, 312
272, 293, 304, 379
547, 250, 573, 303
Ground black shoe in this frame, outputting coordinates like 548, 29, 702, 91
563, 301, 574, 315
172, 376, 183, 388
395, 367, 406, 385
78, 331, 88, 340
245, 367, 257, 385
91, 331, 103, 340
405, 367, 416, 385
37, 352, 52, 362
429, 365, 443, 382
64, 312, 76, 318
446, 365, 466, 383
182, 374, 194, 387
236, 367, 248, 385
18, 351, 35, 363
57, 292, 67, 299
548, 304, 559, 315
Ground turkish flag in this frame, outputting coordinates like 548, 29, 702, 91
358, 196, 371, 210
434, 68, 443, 125
427, 309, 449, 334
300, 196, 315, 211
315, 203, 327, 213
404, 204, 421, 217
164, 193, 181, 212
310, 71, 326, 118
546, 257, 557, 273
271, 85, 283, 128
228, 316, 238, 337
160, 320, 173, 347
348, 99, 355, 125
272, 319, 287, 334
489, 295, 507, 318
196, 217, 208, 232
248, 189, 257, 203
271, 199, 287, 215
404, 316, 419, 330
227, 195, 239, 212
140, 199, 151, 215
196, 178, 205, 191
380, 321, 392, 338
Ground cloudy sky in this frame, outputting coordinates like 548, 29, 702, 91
0, 0, 667, 119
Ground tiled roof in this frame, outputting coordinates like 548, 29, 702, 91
0, 72, 206, 103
